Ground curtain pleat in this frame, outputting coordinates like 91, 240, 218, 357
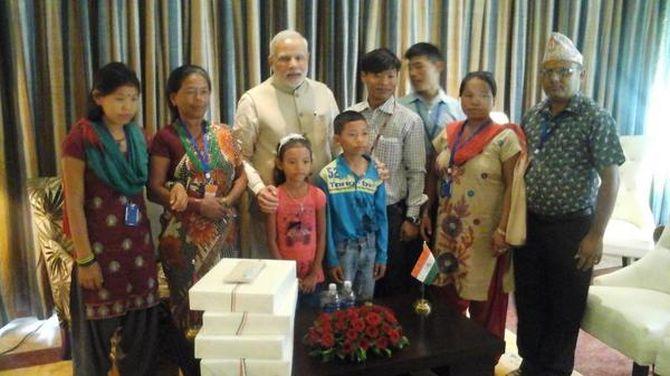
0, 6, 11, 326
0, 0, 667, 324
143, 0, 158, 135
45, 0, 67, 170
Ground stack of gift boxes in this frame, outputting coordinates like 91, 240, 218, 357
189, 258, 298, 376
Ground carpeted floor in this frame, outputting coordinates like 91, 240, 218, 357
505, 296, 636, 376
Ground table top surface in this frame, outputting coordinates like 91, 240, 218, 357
292, 291, 505, 376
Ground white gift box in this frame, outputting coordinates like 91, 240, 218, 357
195, 328, 293, 360
189, 258, 297, 313
200, 343, 293, 376
201, 280, 298, 336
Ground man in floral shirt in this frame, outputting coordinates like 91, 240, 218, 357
511, 33, 625, 376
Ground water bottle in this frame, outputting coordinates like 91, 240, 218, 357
340, 280, 356, 309
322, 283, 341, 313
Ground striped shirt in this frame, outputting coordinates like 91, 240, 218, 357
348, 96, 427, 217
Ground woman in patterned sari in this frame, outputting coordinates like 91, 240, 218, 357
420, 71, 526, 340
148, 65, 246, 364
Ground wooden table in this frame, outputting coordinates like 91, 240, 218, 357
292, 291, 505, 376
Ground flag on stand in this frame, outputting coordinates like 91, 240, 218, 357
411, 242, 438, 285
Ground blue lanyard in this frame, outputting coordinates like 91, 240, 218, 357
535, 119, 555, 154
431, 101, 445, 128
415, 100, 444, 141
182, 120, 211, 175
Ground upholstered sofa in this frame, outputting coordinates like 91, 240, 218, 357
582, 223, 670, 375
27, 177, 74, 357
603, 135, 655, 264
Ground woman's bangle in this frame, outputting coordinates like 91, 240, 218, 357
495, 227, 506, 236
76, 254, 97, 267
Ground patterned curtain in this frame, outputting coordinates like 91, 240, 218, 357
0, 0, 667, 325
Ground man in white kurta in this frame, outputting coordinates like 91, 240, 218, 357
233, 30, 339, 258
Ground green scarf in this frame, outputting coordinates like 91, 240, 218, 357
84, 121, 148, 196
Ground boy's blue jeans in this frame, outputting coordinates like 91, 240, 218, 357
336, 233, 377, 301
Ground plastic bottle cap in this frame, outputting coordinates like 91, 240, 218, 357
344, 281, 352, 288
328, 283, 337, 291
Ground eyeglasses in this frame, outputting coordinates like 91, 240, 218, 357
540, 67, 579, 78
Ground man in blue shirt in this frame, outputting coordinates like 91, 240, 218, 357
510, 32, 624, 376
399, 42, 465, 156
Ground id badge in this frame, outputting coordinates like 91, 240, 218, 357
124, 202, 140, 226
440, 179, 452, 198
204, 183, 218, 198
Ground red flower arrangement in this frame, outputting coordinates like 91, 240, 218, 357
303, 303, 409, 362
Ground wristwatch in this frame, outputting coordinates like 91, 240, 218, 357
406, 216, 422, 226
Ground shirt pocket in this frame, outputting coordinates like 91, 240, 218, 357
374, 136, 401, 172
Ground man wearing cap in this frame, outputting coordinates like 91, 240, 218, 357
234, 30, 339, 258
510, 32, 624, 375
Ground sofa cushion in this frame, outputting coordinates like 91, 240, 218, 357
582, 286, 670, 365
656, 336, 670, 376
603, 219, 654, 258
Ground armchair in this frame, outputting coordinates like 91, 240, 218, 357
27, 177, 74, 358
657, 335, 670, 376
603, 135, 655, 264
581, 224, 670, 375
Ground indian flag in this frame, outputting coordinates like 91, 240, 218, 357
411, 242, 439, 285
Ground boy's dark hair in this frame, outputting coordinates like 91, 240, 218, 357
87, 62, 140, 121
334, 111, 367, 135
459, 71, 497, 97
360, 48, 401, 74
404, 42, 444, 62
166, 64, 212, 121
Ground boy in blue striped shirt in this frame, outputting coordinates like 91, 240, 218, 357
316, 111, 388, 301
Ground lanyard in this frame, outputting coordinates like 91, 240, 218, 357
534, 119, 555, 155
415, 100, 444, 141
370, 100, 397, 153
447, 119, 492, 169
180, 120, 212, 177
439, 120, 491, 198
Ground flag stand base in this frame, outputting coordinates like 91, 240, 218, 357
413, 285, 432, 316
413, 298, 432, 316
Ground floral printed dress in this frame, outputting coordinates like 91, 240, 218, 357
432, 125, 521, 301
150, 122, 241, 334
